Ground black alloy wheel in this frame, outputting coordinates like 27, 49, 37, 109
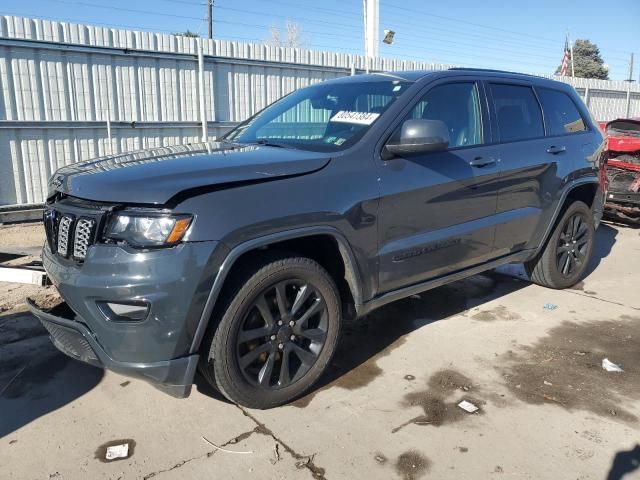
556, 212, 590, 277
236, 280, 329, 389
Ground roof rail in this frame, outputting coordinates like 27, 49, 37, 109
448, 67, 543, 78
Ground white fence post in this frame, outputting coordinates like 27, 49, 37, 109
197, 38, 208, 143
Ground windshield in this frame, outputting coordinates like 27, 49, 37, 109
224, 79, 412, 152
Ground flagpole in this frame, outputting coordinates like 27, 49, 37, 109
569, 36, 575, 77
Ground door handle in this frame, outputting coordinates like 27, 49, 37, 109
546, 145, 566, 155
468, 157, 496, 168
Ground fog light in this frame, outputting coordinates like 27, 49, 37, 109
97, 301, 149, 321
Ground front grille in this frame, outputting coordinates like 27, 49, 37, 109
57, 215, 73, 256
73, 218, 95, 259
44, 202, 101, 262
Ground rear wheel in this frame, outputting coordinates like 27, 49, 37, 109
200, 255, 341, 409
525, 201, 594, 289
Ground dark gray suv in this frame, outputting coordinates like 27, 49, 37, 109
30, 69, 605, 408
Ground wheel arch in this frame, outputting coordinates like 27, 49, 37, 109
534, 178, 600, 258
189, 226, 364, 354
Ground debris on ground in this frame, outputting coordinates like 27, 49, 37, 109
269, 444, 280, 465
543, 380, 552, 386
105, 444, 129, 461
543, 303, 558, 310
602, 358, 624, 373
201, 436, 253, 454
457, 400, 479, 413
295, 454, 316, 469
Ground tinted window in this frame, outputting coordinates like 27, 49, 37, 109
537, 88, 587, 135
404, 82, 482, 147
490, 84, 544, 142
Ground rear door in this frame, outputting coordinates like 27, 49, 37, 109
487, 82, 560, 255
489, 82, 591, 255
376, 78, 502, 294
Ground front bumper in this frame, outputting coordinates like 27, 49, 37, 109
38, 239, 221, 397
28, 299, 199, 397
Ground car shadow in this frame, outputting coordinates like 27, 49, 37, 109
606, 444, 640, 480
0, 310, 103, 438
290, 270, 531, 406
584, 222, 618, 277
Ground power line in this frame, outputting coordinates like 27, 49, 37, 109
213, 5, 356, 30
45, 0, 204, 21
380, 2, 635, 58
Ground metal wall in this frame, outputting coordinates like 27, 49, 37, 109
1, 15, 639, 206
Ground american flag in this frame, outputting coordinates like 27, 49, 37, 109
559, 38, 570, 76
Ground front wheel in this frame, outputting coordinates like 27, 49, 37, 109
201, 255, 341, 409
525, 201, 594, 289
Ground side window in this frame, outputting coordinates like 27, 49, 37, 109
490, 84, 544, 142
405, 82, 483, 148
537, 88, 587, 136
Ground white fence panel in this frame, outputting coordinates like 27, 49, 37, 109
1, 14, 639, 206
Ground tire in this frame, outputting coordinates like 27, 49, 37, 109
525, 201, 594, 289
200, 254, 341, 409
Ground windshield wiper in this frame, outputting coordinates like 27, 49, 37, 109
253, 139, 295, 149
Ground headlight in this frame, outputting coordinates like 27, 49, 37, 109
105, 213, 193, 247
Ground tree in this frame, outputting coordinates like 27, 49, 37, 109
175, 30, 200, 38
556, 39, 609, 80
266, 21, 306, 48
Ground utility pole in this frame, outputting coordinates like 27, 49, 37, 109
627, 52, 634, 82
207, 0, 213, 39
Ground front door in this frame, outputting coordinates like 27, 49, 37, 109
376, 80, 502, 294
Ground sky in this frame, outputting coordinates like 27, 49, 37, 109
1, 0, 639, 80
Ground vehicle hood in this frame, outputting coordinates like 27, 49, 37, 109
605, 118, 640, 154
49, 142, 331, 204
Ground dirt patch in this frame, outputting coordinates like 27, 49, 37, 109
94, 439, 136, 463
392, 369, 484, 433
472, 305, 521, 322
395, 450, 430, 480
0, 223, 45, 250
500, 315, 640, 423
28, 288, 63, 311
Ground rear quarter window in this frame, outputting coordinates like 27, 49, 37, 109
537, 88, 587, 136
490, 83, 544, 142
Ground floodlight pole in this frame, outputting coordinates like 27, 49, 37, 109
363, 0, 379, 69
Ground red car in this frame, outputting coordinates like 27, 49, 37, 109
600, 118, 640, 224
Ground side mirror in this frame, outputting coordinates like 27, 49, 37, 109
383, 119, 450, 158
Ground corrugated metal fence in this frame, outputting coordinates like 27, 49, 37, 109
1, 15, 639, 207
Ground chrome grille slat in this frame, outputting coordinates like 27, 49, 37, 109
73, 218, 95, 259
57, 216, 73, 256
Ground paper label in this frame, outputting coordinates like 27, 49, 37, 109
330, 111, 380, 125
457, 400, 479, 413
106, 444, 129, 460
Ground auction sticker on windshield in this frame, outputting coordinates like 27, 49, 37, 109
330, 111, 380, 125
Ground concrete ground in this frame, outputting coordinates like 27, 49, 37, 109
1, 221, 639, 480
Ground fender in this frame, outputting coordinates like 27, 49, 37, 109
188, 226, 365, 354
533, 177, 600, 258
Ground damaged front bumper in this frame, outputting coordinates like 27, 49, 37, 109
27, 299, 199, 398
605, 164, 640, 224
